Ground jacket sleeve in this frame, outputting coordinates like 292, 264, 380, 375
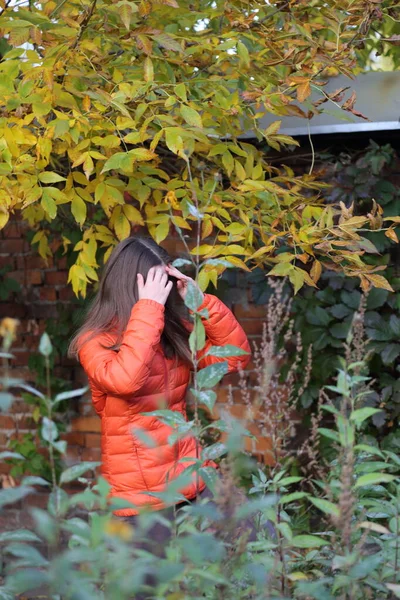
78, 299, 165, 396
197, 294, 251, 372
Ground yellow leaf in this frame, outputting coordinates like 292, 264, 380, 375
364, 274, 394, 292
71, 193, 87, 227
129, 148, 156, 161
154, 220, 170, 243
171, 215, 191, 230
297, 81, 311, 102
222, 151, 234, 176
249, 246, 274, 260
68, 264, 87, 297
201, 218, 213, 239
198, 269, 210, 291
144, 57, 154, 82
234, 160, 246, 181
180, 105, 202, 128
310, 259, 322, 284
265, 120, 282, 136
165, 190, 180, 210
385, 227, 399, 243
83, 154, 94, 179
289, 267, 305, 294
82, 95, 91, 112
224, 256, 251, 271
122, 204, 144, 225
0, 211, 10, 230
114, 211, 131, 241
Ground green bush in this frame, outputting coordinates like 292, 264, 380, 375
2, 281, 400, 599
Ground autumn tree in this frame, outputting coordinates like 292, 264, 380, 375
0, 0, 398, 295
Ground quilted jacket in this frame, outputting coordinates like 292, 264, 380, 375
79, 293, 250, 516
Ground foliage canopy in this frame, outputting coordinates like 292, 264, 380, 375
0, 0, 399, 295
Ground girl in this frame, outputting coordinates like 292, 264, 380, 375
69, 236, 251, 519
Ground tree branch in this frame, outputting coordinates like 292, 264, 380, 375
72, 0, 97, 50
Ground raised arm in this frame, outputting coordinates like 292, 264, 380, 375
198, 294, 251, 372
79, 299, 165, 396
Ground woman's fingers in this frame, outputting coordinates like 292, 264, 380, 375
166, 265, 189, 281
147, 266, 156, 282
137, 273, 144, 290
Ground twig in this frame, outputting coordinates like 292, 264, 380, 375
72, 0, 97, 50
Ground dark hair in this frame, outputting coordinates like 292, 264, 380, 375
68, 237, 191, 363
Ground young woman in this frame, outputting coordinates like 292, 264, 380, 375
69, 236, 251, 519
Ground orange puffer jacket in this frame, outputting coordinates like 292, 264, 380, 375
79, 294, 250, 516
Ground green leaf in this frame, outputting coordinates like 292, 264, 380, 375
0, 529, 41, 543
5, 543, 48, 567
202, 442, 226, 461
381, 343, 400, 366
280, 492, 309, 505
189, 316, 206, 353
205, 345, 249, 358
0, 486, 34, 509
175, 83, 187, 102
39, 332, 52, 357
142, 409, 186, 427
318, 428, 340, 442
38, 172, 66, 183
41, 417, 58, 443
191, 388, 217, 411
54, 386, 88, 405
309, 497, 340, 517
41, 188, 57, 219
292, 535, 327, 548
355, 473, 396, 488
350, 407, 382, 428
60, 461, 100, 484
0, 393, 13, 411
21, 476, 50, 487
0, 451, 24, 460
197, 363, 229, 389
185, 281, 204, 312
101, 152, 133, 173
180, 104, 203, 128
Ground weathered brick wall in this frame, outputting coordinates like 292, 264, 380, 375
0, 221, 270, 478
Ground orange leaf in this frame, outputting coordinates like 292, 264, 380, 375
297, 81, 311, 103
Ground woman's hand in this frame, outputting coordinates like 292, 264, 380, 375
165, 265, 204, 303
137, 266, 173, 306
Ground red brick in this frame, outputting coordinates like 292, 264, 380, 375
240, 320, 263, 335
11, 350, 31, 367
0, 255, 15, 269
57, 256, 67, 269
234, 304, 267, 319
85, 433, 101, 448
45, 271, 67, 286
58, 287, 74, 301
0, 303, 26, 318
2, 222, 24, 238
26, 270, 42, 285
5, 270, 25, 285
71, 416, 101, 433
60, 432, 86, 446
0, 416, 15, 429
39, 287, 57, 302
22, 492, 49, 510
33, 305, 58, 318
0, 462, 12, 475
24, 255, 49, 270
0, 239, 25, 253
81, 447, 102, 462
66, 447, 82, 462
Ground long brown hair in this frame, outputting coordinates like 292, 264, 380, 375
68, 237, 191, 363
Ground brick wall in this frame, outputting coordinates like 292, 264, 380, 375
0, 221, 271, 478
